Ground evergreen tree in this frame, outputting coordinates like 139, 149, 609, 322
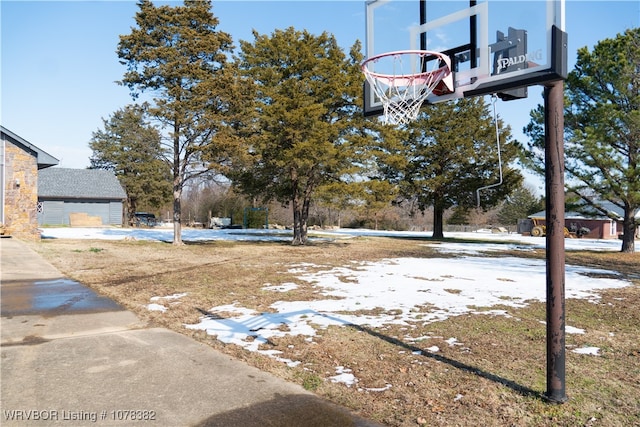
522, 29, 639, 252
378, 97, 523, 239
230, 28, 364, 245
89, 105, 171, 223
447, 206, 470, 226
117, 0, 235, 245
496, 185, 544, 226
357, 179, 398, 230
314, 181, 360, 228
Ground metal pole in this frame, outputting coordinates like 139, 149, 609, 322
420, 0, 426, 51
420, 0, 427, 73
470, 0, 477, 68
544, 79, 568, 403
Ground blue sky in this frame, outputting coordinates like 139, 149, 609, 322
2, 0, 638, 191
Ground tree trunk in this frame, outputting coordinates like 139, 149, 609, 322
292, 204, 303, 245
432, 195, 445, 239
300, 194, 311, 243
621, 208, 636, 253
291, 169, 303, 245
173, 183, 183, 246
127, 197, 136, 227
291, 197, 310, 246
290, 167, 311, 246
172, 125, 183, 246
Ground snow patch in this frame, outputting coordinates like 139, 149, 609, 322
329, 366, 357, 387
572, 347, 601, 356
146, 303, 167, 313
150, 292, 187, 301
566, 325, 586, 334
262, 283, 298, 292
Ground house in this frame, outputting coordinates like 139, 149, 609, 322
520, 202, 639, 239
38, 168, 126, 227
1, 126, 59, 239
585, 201, 640, 238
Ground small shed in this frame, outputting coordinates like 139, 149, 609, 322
38, 168, 126, 226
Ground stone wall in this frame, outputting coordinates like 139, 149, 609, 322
3, 141, 40, 240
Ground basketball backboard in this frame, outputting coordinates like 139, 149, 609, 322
364, 0, 567, 116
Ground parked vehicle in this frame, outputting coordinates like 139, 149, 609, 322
530, 218, 590, 238
133, 212, 157, 227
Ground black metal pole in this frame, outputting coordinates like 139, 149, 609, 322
420, 0, 426, 51
544, 79, 568, 403
420, 0, 427, 73
470, 0, 477, 69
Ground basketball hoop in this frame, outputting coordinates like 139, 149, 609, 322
362, 50, 453, 125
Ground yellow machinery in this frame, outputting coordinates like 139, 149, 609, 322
530, 218, 589, 238
530, 218, 546, 237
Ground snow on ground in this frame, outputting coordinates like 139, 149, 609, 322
572, 347, 601, 356
146, 292, 188, 313
183, 255, 630, 372
40, 227, 634, 377
39, 226, 633, 252
40, 226, 300, 243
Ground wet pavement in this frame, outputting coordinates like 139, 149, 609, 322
1, 278, 123, 317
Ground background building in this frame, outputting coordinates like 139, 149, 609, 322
38, 168, 126, 227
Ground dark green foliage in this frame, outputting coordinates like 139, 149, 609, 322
89, 104, 171, 222
447, 205, 470, 226
243, 208, 268, 229
376, 97, 523, 238
230, 28, 365, 245
522, 28, 639, 252
496, 185, 544, 226
117, 0, 235, 244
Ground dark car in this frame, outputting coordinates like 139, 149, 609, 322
133, 212, 157, 227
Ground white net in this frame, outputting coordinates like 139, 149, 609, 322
362, 50, 452, 125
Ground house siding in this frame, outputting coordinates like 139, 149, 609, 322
2, 140, 40, 239
37, 200, 64, 225
37, 199, 124, 226
109, 201, 123, 225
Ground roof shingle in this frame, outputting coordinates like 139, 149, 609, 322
38, 168, 126, 200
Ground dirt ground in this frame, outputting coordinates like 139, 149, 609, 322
30, 236, 640, 427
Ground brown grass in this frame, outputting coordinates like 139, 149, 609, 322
30, 235, 640, 427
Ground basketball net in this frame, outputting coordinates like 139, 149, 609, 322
362, 50, 453, 125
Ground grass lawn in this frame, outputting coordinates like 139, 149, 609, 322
31, 235, 640, 427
